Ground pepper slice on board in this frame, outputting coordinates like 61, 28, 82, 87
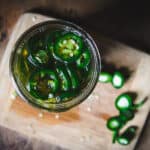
117, 126, 138, 145
115, 93, 133, 111
99, 72, 112, 83
115, 93, 146, 111
107, 116, 125, 131
119, 109, 135, 122
112, 71, 125, 89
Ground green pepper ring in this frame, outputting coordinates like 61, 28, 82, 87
112, 71, 125, 89
107, 116, 124, 131
98, 72, 112, 83
117, 126, 137, 145
28, 69, 59, 100
115, 93, 133, 111
54, 32, 83, 63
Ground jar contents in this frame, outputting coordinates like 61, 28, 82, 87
16, 29, 92, 108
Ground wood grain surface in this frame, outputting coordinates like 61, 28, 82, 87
0, 13, 150, 150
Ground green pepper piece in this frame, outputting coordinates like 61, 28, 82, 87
56, 91, 77, 102
66, 66, 79, 90
54, 32, 83, 63
47, 30, 62, 50
115, 93, 146, 111
27, 34, 49, 66
99, 72, 112, 83
117, 126, 138, 145
34, 50, 49, 64
119, 110, 135, 122
132, 98, 147, 109
112, 131, 119, 143
56, 66, 71, 91
112, 71, 125, 89
28, 49, 49, 66
115, 93, 133, 111
28, 69, 59, 100
107, 116, 124, 131
76, 50, 91, 68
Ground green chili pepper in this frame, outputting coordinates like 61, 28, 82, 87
76, 50, 91, 68
27, 34, 49, 66
115, 93, 146, 111
28, 69, 59, 100
66, 66, 79, 90
115, 93, 132, 111
34, 50, 49, 64
47, 30, 62, 53
107, 116, 125, 131
56, 91, 77, 102
119, 110, 135, 122
56, 65, 71, 91
54, 32, 83, 63
117, 126, 138, 145
112, 71, 125, 89
99, 72, 112, 83
112, 131, 119, 143
132, 97, 147, 109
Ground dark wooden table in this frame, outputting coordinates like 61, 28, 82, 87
0, 0, 149, 149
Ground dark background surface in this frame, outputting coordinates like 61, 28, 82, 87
0, 0, 149, 149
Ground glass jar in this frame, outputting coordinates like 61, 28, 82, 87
10, 20, 101, 112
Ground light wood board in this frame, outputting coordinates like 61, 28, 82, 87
0, 13, 149, 150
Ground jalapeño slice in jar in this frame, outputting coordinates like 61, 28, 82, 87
47, 30, 63, 51
27, 34, 49, 66
54, 32, 83, 63
28, 69, 59, 100
66, 66, 79, 90
56, 65, 71, 91
76, 50, 91, 69
56, 91, 78, 102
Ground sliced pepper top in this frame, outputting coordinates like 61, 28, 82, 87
115, 93, 133, 111
54, 32, 83, 63
117, 126, 138, 145
28, 69, 59, 99
112, 71, 125, 89
107, 116, 124, 131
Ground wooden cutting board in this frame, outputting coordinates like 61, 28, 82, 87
0, 13, 150, 150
